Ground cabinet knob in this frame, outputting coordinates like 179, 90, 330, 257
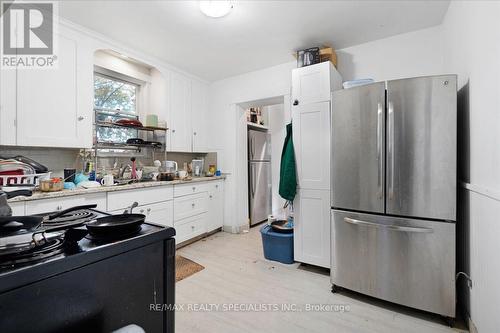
147, 208, 151, 213
293, 100, 299, 106
215, 185, 218, 188
77, 116, 84, 121
140, 209, 144, 214
191, 225, 195, 230
193, 131, 197, 136
172, 129, 176, 133
192, 203, 195, 207
192, 187, 196, 191
56, 205, 62, 211
209, 195, 213, 199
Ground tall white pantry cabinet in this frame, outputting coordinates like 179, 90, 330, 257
291, 62, 342, 268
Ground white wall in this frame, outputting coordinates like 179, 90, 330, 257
441, 1, 500, 331
336, 25, 445, 82
267, 103, 291, 218
209, 26, 445, 231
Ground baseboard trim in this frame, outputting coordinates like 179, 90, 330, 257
468, 317, 478, 333
223, 224, 248, 234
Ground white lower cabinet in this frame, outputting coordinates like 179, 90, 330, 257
139, 201, 174, 227
174, 213, 207, 244
25, 193, 107, 215
173, 193, 208, 221
293, 189, 331, 268
207, 180, 224, 232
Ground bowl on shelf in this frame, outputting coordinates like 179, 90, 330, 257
115, 119, 143, 127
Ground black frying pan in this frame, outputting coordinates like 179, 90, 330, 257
0, 215, 44, 235
86, 213, 145, 235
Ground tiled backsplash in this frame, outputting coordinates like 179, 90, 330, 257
0, 146, 217, 177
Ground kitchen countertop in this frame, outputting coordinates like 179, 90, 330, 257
8, 175, 226, 203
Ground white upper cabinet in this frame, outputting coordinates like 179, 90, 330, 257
12, 26, 93, 148
167, 73, 209, 153
291, 62, 342, 106
0, 68, 17, 145
169, 72, 192, 152
191, 79, 209, 152
292, 101, 331, 190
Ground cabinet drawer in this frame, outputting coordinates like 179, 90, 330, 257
25, 193, 107, 215
174, 193, 208, 221
107, 186, 173, 211
174, 213, 207, 243
174, 183, 208, 197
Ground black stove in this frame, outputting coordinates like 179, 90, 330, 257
0, 207, 176, 333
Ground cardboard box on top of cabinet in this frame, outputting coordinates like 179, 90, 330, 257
294, 46, 337, 68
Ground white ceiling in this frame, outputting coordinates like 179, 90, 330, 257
59, 0, 450, 82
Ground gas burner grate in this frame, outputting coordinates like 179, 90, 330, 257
44, 210, 97, 226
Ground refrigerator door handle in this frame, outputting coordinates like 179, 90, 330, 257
377, 103, 383, 199
388, 101, 395, 200
343, 217, 433, 233
250, 164, 256, 197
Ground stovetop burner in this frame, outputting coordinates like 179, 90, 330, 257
42, 210, 98, 226
0, 238, 65, 268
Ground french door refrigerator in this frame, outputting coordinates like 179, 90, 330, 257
248, 129, 272, 226
330, 75, 457, 318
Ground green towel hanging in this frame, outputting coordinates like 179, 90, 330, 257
279, 123, 297, 202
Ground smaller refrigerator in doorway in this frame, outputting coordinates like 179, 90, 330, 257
248, 129, 272, 226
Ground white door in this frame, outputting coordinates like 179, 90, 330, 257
0, 68, 16, 145
291, 62, 332, 105
293, 189, 331, 268
292, 101, 330, 190
207, 181, 224, 232
16, 30, 92, 148
169, 72, 191, 152
191, 79, 209, 152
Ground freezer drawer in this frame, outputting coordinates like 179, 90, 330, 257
331, 210, 456, 317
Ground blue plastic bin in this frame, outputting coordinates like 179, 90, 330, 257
260, 225, 294, 264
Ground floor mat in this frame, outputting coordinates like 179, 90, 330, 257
176, 255, 205, 282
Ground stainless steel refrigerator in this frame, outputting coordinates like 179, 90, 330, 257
248, 129, 272, 226
330, 75, 457, 318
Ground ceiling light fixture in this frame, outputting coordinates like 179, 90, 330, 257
199, 1, 233, 18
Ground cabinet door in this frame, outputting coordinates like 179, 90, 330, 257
169, 72, 191, 152
16, 29, 92, 148
191, 80, 209, 152
293, 189, 330, 268
207, 181, 224, 232
291, 62, 332, 105
0, 68, 16, 145
174, 213, 207, 244
292, 101, 330, 190
137, 201, 173, 227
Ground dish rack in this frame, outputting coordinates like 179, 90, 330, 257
0, 172, 52, 186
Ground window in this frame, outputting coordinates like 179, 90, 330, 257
94, 73, 139, 144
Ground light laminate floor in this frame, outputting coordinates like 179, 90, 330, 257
176, 226, 466, 333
